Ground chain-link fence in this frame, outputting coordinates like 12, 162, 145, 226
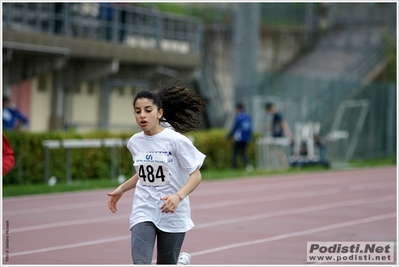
253, 73, 396, 168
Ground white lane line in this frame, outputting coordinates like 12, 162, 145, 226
2, 188, 120, 202
3, 184, 394, 234
201, 167, 395, 186
3, 166, 394, 203
2, 214, 127, 234
190, 213, 397, 257
194, 195, 396, 229
194, 169, 395, 196
3, 181, 320, 215
193, 187, 341, 210
2, 187, 340, 234
192, 182, 394, 210
3, 195, 395, 257
2, 198, 132, 216
4, 235, 131, 257
3, 180, 394, 216
0, 188, 343, 234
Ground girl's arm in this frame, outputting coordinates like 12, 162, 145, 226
160, 168, 202, 213
176, 168, 202, 200
107, 173, 139, 213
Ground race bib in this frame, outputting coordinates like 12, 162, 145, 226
134, 152, 170, 186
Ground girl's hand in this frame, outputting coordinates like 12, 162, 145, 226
160, 194, 182, 213
108, 188, 123, 213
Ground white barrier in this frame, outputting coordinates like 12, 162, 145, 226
42, 138, 128, 184
325, 130, 350, 166
256, 137, 291, 170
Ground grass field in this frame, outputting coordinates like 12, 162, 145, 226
2, 156, 396, 198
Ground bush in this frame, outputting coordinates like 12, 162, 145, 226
188, 129, 257, 169
3, 129, 258, 185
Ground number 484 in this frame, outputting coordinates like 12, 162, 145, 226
138, 165, 166, 182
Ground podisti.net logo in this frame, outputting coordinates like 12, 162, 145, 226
307, 242, 394, 263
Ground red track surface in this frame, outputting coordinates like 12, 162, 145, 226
2, 166, 397, 266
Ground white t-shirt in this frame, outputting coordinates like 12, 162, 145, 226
127, 128, 206, 232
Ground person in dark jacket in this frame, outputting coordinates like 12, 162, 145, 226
226, 103, 253, 171
265, 102, 293, 140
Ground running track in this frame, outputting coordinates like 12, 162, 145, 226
2, 166, 397, 265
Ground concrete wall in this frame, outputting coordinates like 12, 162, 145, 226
108, 86, 139, 131
30, 77, 52, 132
206, 25, 306, 123
69, 83, 100, 131
259, 26, 305, 73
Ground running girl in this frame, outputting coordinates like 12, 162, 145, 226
107, 83, 206, 265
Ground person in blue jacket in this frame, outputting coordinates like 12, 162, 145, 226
226, 103, 253, 171
2, 96, 29, 131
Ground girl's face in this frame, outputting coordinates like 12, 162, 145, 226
134, 97, 163, 135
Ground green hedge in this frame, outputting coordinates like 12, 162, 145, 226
3, 129, 258, 185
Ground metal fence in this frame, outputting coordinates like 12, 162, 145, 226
2, 2, 203, 54
253, 73, 396, 166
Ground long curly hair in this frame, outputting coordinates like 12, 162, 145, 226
133, 82, 207, 133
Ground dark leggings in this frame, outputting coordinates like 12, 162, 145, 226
131, 221, 186, 264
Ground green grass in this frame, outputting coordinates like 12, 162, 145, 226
2, 179, 121, 198
349, 156, 397, 167
2, 156, 396, 198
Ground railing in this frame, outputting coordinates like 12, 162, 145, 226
339, 40, 386, 83
254, 73, 396, 161
42, 138, 128, 184
2, 3, 203, 54
305, 37, 388, 126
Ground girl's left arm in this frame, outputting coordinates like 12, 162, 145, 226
160, 168, 202, 213
177, 168, 202, 199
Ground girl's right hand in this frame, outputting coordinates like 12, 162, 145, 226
107, 188, 123, 213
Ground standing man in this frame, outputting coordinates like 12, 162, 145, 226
226, 103, 253, 171
264, 102, 293, 167
265, 102, 293, 141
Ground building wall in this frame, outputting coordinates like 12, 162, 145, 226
109, 86, 140, 131
21, 77, 139, 132
207, 25, 306, 127
30, 76, 52, 132
13, 24, 305, 133
10, 80, 32, 131
70, 83, 100, 131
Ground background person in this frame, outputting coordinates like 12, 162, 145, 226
2, 96, 29, 131
226, 103, 253, 171
264, 102, 293, 141
264, 102, 293, 167
107, 83, 206, 265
